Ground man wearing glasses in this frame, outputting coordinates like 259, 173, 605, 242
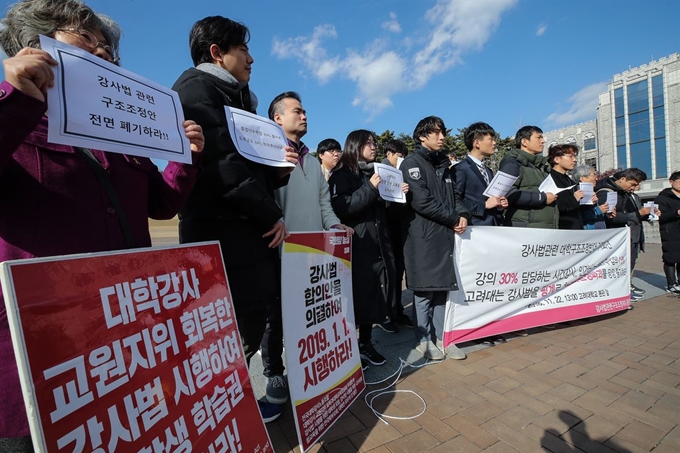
317, 138, 342, 181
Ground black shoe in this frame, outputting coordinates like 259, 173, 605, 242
492, 335, 507, 344
359, 342, 386, 366
361, 358, 370, 371
376, 321, 398, 333
665, 285, 680, 295
394, 313, 414, 328
631, 284, 645, 295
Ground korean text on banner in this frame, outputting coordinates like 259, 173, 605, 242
0, 242, 272, 453
39, 36, 191, 164
224, 107, 295, 168
443, 226, 631, 347
373, 163, 406, 203
281, 232, 365, 453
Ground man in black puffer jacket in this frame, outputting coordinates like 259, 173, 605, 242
401, 116, 470, 361
172, 16, 297, 423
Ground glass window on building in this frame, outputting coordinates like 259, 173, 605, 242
630, 141, 652, 177
656, 137, 667, 179
652, 75, 664, 108
614, 87, 624, 117
627, 80, 649, 114
583, 133, 596, 151
585, 157, 597, 170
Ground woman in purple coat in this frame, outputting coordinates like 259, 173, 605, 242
0, 1, 204, 449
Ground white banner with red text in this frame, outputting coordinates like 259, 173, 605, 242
1, 242, 272, 453
443, 226, 631, 347
281, 232, 365, 453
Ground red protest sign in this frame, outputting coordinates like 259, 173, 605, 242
1, 242, 272, 453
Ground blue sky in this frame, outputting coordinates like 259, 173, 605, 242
1, 0, 678, 153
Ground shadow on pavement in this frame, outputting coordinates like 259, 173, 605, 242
541, 410, 633, 453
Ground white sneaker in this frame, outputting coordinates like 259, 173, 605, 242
436, 339, 467, 360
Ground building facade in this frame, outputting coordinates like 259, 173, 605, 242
544, 53, 680, 242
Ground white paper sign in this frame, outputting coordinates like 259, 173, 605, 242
606, 192, 618, 212
40, 36, 191, 163
579, 182, 594, 205
644, 201, 659, 221
539, 174, 575, 194
482, 171, 518, 198
224, 107, 294, 167
373, 162, 405, 203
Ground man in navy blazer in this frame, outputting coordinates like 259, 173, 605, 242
454, 122, 507, 225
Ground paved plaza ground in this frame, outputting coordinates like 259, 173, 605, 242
151, 219, 680, 452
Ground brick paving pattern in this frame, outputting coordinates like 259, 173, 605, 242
150, 219, 680, 452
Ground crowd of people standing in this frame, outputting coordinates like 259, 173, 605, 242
0, 1, 678, 449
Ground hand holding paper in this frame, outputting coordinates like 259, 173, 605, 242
2, 47, 57, 102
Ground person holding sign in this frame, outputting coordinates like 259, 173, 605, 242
378, 139, 413, 333
264, 91, 352, 405
500, 126, 558, 228
329, 130, 406, 366
572, 165, 612, 230
172, 16, 298, 423
0, 0, 205, 449
454, 122, 507, 226
401, 116, 470, 361
654, 171, 680, 294
547, 144, 585, 230
596, 168, 657, 299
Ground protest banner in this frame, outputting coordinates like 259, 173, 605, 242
281, 232, 365, 453
373, 163, 406, 203
1, 242, 272, 453
224, 107, 295, 168
443, 226, 631, 346
40, 36, 192, 164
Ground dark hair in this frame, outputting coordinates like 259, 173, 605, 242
446, 151, 457, 158
464, 122, 496, 151
616, 168, 647, 183
338, 129, 375, 174
413, 116, 446, 144
0, 0, 121, 62
189, 16, 250, 66
670, 171, 680, 182
383, 139, 408, 157
268, 91, 301, 121
514, 125, 543, 149
547, 143, 579, 167
317, 138, 341, 155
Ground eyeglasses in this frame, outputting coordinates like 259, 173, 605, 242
56, 28, 119, 64
329, 149, 343, 155
364, 140, 376, 148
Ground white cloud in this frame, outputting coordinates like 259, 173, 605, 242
545, 82, 608, 127
382, 12, 402, 34
271, 0, 517, 116
272, 24, 340, 83
536, 23, 547, 36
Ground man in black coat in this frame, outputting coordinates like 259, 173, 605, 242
401, 116, 470, 361
172, 16, 297, 423
454, 122, 507, 226
596, 168, 655, 300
